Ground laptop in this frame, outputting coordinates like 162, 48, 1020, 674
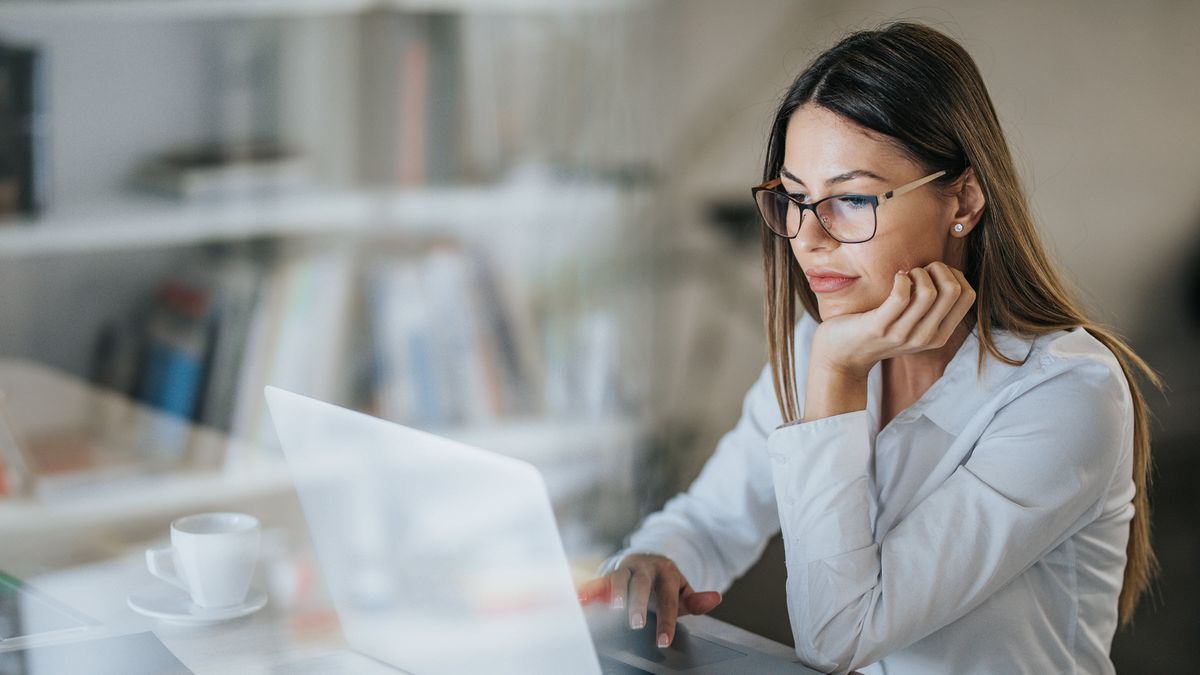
264, 386, 819, 675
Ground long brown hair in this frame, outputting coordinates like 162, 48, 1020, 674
759, 21, 1162, 627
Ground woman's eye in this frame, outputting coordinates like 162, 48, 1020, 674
837, 195, 872, 209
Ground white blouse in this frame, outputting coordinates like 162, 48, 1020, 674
598, 312, 1135, 674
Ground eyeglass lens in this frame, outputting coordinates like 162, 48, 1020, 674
754, 191, 876, 242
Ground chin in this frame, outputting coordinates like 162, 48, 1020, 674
815, 298, 861, 318
815, 303, 846, 320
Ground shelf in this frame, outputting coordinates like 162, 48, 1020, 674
0, 180, 632, 257
0, 0, 642, 21
0, 191, 377, 257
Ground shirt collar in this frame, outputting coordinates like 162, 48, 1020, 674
866, 325, 1038, 437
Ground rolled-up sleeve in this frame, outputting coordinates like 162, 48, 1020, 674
768, 362, 1131, 674
596, 361, 784, 594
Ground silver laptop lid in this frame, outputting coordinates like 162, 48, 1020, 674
264, 386, 602, 675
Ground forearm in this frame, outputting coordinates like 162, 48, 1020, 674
803, 362, 869, 422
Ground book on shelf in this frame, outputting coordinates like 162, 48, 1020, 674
0, 38, 48, 221
141, 280, 214, 423
366, 242, 542, 428
89, 245, 267, 438
196, 249, 266, 433
359, 12, 461, 187
228, 245, 354, 454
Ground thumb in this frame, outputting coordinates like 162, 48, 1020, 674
681, 590, 722, 615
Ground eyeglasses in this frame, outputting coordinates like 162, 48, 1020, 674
750, 169, 947, 243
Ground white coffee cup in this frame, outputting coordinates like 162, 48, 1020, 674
146, 512, 261, 609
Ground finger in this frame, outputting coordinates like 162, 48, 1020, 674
681, 589, 723, 615
889, 266, 938, 343
653, 575, 682, 647
628, 567, 654, 630
936, 267, 976, 337
576, 576, 611, 606
609, 566, 631, 610
873, 270, 915, 329
910, 263, 962, 346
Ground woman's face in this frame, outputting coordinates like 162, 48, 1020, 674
781, 103, 970, 319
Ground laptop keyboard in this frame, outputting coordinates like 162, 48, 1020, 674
598, 653, 655, 674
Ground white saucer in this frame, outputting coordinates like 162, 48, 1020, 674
127, 584, 268, 625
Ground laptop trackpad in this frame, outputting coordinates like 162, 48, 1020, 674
601, 615, 747, 670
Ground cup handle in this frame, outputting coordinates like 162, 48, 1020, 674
146, 547, 188, 592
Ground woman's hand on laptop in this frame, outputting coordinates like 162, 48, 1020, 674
577, 554, 722, 648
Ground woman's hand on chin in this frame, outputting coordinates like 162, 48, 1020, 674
811, 261, 976, 379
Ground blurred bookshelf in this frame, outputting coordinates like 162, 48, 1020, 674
0, 0, 656, 561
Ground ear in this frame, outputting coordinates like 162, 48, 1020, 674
949, 167, 985, 237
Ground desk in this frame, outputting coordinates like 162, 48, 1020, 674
3, 529, 806, 673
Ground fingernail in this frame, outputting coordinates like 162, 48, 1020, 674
631, 613, 644, 630
612, 595, 624, 610
658, 633, 670, 648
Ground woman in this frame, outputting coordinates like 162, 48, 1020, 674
577, 21, 1162, 674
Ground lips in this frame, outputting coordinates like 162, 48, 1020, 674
805, 269, 859, 293
804, 267, 855, 278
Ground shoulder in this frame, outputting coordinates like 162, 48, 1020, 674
963, 329, 1135, 511
1024, 326, 1131, 409
911, 323, 1132, 441
979, 326, 1134, 468
972, 324, 1129, 402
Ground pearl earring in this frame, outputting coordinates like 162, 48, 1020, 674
953, 223, 964, 232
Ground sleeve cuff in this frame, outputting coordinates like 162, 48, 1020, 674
767, 408, 875, 564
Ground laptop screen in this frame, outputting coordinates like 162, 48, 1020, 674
265, 387, 602, 675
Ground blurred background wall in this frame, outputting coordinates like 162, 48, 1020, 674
0, 0, 1195, 669
646, 2, 1200, 669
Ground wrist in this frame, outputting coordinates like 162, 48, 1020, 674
803, 360, 870, 422
809, 352, 872, 383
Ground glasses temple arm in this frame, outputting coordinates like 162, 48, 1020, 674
876, 170, 948, 205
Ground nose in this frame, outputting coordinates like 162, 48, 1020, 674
791, 207, 839, 252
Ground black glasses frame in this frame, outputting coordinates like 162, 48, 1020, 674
750, 169, 948, 243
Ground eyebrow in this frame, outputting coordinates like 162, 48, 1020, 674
781, 167, 889, 187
